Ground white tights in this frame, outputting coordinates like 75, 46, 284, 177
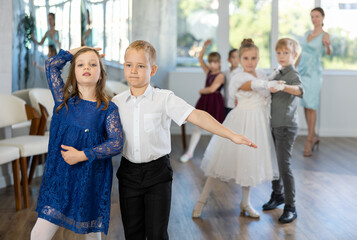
186, 126, 202, 156
31, 218, 102, 240
198, 177, 252, 205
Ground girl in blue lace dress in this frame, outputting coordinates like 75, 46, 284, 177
31, 47, 123, 240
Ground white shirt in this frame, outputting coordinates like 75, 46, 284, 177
223, 67, 242, 108
112, 85, 195, 163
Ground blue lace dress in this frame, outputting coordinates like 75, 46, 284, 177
36, 49, 123, 235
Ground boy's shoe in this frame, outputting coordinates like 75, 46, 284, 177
279, 205, 297, 223
180, 153, 192, 163
262, 192, 285, 210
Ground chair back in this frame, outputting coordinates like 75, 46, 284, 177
12, 89, 31, 105
0, 95, 28, 128
29, 88, 54, 119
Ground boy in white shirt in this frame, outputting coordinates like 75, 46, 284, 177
112, 40, 257, 240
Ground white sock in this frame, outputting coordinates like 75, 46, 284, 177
186, 126, 202, 156
31, 218, 59, 240
241, 186, 251, 206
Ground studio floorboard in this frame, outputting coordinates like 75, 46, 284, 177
1, 135, 357, 240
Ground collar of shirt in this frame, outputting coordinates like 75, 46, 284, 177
279, 65, 294, 75
124, 84, 154, 103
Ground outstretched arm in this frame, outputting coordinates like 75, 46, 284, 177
199, 73, 225, 94
199, 39, 211, 74
186, 109, 257, 148
32, 31, 48, 46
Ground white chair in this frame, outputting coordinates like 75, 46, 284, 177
0, 95, 49, 208
0, 146, 22, 210
29, 88, 54, 122
11, 89, 32, 137
106, 80, 129, 96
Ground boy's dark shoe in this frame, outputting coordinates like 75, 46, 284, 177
279, 205, 297, 223
262, 192, 285, 210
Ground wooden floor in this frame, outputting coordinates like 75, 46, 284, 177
1, 135, 357, 240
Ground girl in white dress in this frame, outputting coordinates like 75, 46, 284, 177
192, 39, 280, 218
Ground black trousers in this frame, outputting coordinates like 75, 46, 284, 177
117, 155, 173, 240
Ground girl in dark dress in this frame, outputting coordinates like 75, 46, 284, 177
180, 39, 225, 163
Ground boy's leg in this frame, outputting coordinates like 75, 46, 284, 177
31, 218, 59, 240
117, 158, 146, 240
144, 180, 172, 240
273, 126, 298, 208
144, 155, 173, 240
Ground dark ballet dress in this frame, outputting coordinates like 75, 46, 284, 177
195, 71, 225, 123
36, 49, 124, 235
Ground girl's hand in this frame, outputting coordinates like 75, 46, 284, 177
231, 134, 258, 148
69, 46, 102, 56
61, 145, 88, 165
204, 39, 212, 46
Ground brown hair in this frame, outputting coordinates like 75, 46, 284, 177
311, 7, 325, 26
238, 38, 259, 57
56, 47, 109, 114
207, 52, 221, 63
125, 40, 157, 66
228, 48, 238, 58
275, 38, 299, 54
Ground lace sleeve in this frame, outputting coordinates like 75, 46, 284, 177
45, 49, 73, 103
83, 108, 124, 162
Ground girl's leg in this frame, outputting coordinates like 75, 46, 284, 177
85, 232, 101, 240
180, 126, 202, 162
31, 218, 59, 240
240, 186, 260, 218
192, 177, 217, 218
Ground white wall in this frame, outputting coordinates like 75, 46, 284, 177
168, 69, 357, 137
0, 0, 13, 94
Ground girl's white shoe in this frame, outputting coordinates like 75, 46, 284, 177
192, 201, 206, 218
240, 202, 260, 218
180, 153, 192, 163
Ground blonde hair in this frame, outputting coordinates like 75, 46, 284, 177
56, 47, 109, 114
238, 38, 259, 57
275, 38, 299, 54
125, 40, 157, 66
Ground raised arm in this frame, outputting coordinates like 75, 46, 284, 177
199, 40, 211, 74
186, 109, 257, 148
45, 49, 73, 103
199, 73, 225, 94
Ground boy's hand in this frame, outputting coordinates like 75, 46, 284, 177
61, 145, 87, 165
231, 134, 258, 148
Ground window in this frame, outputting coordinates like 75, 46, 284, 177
278, 0, 314, 41
229, 0, 272, 68
177, 0, 219, 67
32, 0, 80, 54
321, 0, 357, 70
85, 0, 131, 63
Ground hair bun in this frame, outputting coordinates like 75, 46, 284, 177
241, 38, 254, 47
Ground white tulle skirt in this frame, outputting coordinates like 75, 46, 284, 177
201, 104, 279, 187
